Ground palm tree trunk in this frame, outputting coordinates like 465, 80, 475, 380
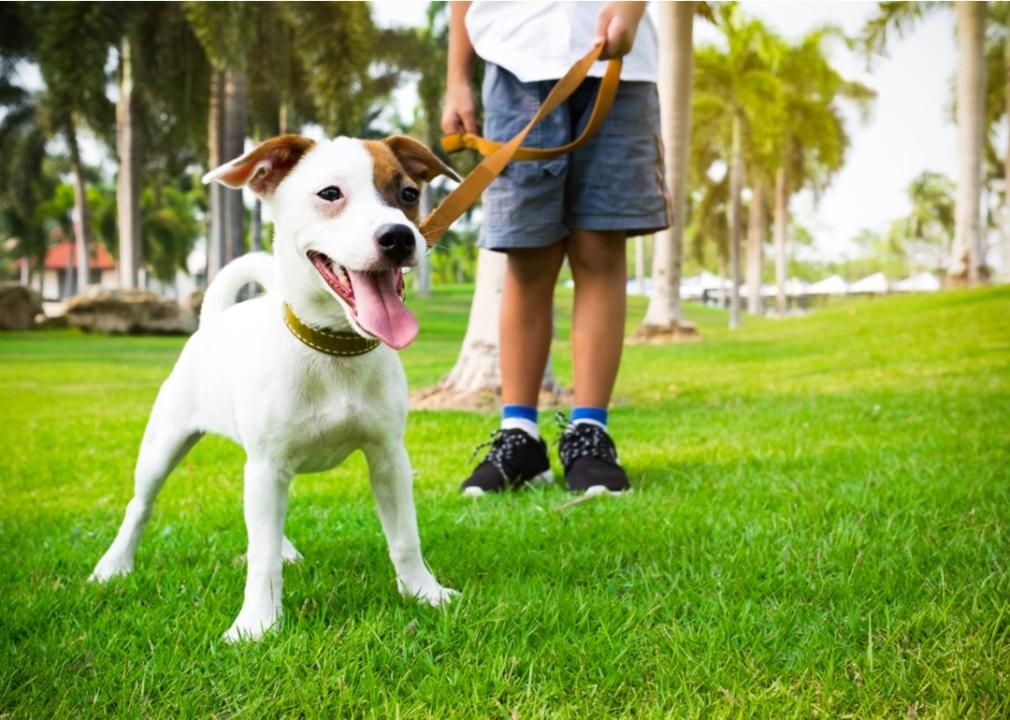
251, 200, 262, 252
223, 69, 247, 263
1003, 22, 1010, 282
66, 117, 90, 296
415, 185, 432, 298
207, 70, 226, 282
635, 235, 646, 295
727, 112, 743, 329
951, 1, 987, 285
746, 176, 765, 315
116, 33, 141, 289
639, 0, 694, 333
716, 254, 727, 308
434, 249, 505, 394
417, 249, 561, 406
774, 166, 789, 315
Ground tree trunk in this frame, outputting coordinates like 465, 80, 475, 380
116, 34, 142, 289
774, 166, 789, 315
440, 249, 504, 392
746, 176, 765, 315
635, 235, 645, 295
716, 254, 727, 308
1003, 22, 1010, 282
251, 199, 263, 252
637, 0, 695, 338
66, 117, 90, 296
223, 69, 248, 263
415, 184, 432, 298
951, 1, 987, 285
413, 249, 563, 409
727, 112, 743, 329
20, 257, 30, 286
207, 70, 226, 282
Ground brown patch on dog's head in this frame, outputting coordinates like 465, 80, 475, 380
383, 135, 460, 184
363, 136, 460, 223
203, 135, 316, 197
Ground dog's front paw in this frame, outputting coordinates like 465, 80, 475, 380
89, 554, 134, 583
398, 577, 459, 608
281, 537, 303, 564
223, 607, 282, 643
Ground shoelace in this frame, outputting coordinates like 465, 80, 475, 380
555, 412, 619, 469
470, 428, 537, 480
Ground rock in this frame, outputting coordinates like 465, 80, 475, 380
626, 320, 701, 345
184, 289, 204, 323
0, 282, 43, 330
65, 289, 197, 335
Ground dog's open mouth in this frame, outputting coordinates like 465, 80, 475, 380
307, 250, 418, 350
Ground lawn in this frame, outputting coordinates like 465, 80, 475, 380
1, 285, 1008, 718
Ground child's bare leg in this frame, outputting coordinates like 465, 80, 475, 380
566, 229, 627, 407
500, 243, 566, 406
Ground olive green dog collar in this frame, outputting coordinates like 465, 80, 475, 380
282, 303, 380, 357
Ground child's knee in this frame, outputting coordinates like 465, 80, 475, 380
506, 246, 563, 286
568, 234, 627, 278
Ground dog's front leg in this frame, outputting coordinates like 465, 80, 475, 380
364, 442, 458, 607
224, 459, 292, 643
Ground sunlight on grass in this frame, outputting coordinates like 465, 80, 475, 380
1, 286, 1008, 717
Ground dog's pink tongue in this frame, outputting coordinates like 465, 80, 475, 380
346, 270, 418, 349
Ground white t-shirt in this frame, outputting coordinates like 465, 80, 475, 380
465, 1, 658, 83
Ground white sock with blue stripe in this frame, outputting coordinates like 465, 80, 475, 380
501, 404, 539, 439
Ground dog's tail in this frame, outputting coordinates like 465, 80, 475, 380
200, 251, 275, 325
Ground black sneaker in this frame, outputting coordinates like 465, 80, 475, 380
460, 428, 554, 497
557, 417, 631, 495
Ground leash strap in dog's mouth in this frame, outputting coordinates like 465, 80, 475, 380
283, 303, 380, 356
419, 43, 622, 246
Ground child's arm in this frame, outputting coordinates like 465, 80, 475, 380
595, 1, 649, 59
441, 1, 479, 135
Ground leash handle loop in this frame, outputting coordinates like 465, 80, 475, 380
420, 44, 622, 246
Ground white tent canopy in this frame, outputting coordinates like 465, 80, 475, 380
848, 272, 889, 294
806, 275, 848, 295
894, 272, 941, 292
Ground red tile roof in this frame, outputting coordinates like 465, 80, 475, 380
32, 241, 117, 271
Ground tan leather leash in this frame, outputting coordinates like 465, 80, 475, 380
419, 43, 622, 247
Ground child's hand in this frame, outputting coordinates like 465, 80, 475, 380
595, 2, 647, 60
442, 82, 480, 135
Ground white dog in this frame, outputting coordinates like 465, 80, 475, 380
90, 134, 460, 642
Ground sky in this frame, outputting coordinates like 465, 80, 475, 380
372, 0, 965, 263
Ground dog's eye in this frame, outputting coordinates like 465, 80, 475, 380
317, 186, 343, 202
400, 187, 420, 204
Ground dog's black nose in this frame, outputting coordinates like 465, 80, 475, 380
375, 224, 416, 265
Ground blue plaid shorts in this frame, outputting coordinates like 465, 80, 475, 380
478, 62, 670, 251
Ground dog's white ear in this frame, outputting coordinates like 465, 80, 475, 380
202, 134, 316, 197
383, 135, 461, 184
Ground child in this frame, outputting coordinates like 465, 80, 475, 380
442, 1, 668, 495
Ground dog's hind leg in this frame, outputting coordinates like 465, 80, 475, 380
223, 459, 292, 642
364, 442, 458, 607
90, 381, 202, 583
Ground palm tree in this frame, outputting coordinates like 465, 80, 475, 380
184, 2, 254, 281
0, 77, 52, 288
862, 1, 989, 285
635, 0, 699, 339
769, 28, 873, 314
979, 2, 1009, 280
902, 171, 957, 274
30, 3, 117, 295
691, 5, 782, 328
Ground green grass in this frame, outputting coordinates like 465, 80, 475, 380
2, 286, 1009, 718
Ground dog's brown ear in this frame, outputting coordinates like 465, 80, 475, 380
203, 135, 316, 197
383, 135, 461, 184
